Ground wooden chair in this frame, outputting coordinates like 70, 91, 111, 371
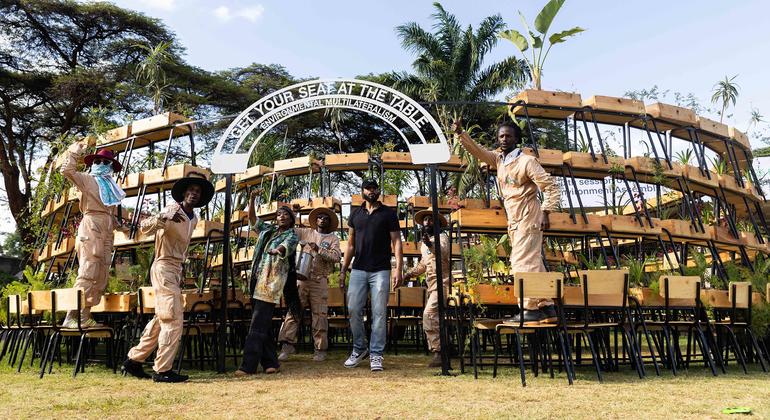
644, 276, 719, 376
711, 282, 768, 373
40, 288, 115, 378
564, 270, 644, 381
327, 286, 349, 346
390, 287, 426, 355
20, 290, 54, 371
493, 272, 570, 386
0, 295, 27, 368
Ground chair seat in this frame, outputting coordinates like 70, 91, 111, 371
60, 327, 114, 338
473, 318, 505, 330
184, 323, 216, 335
711, 320, 748, 326
566, 322, 619, 329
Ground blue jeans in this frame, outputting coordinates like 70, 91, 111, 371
347, 269, 390, 356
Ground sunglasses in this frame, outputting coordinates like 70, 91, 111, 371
92, 158, 112, 166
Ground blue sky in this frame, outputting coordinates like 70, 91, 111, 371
111, 0, 770, 141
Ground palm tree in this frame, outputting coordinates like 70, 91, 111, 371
385, 2, 529, 132
711, 74, 739, 123
134, 41, 174, 114
384, 2, 529, 199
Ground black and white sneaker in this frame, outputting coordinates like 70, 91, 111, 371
370, 355, 384, 372
344, 349, 369, 368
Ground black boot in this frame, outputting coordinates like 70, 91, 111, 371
121, 359, 151, 379
152, 370, 189, 383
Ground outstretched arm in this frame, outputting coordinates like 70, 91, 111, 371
452, 120, 498, 169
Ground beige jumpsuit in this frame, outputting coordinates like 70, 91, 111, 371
458, 135, 560, 309
277, 228, 341, 351
127, 204, 197, 373
405, 232, 450, 352
60, 142, 120, 307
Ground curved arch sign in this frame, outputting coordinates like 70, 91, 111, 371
211, 78, 451, 174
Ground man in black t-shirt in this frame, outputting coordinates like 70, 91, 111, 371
340, 179, 403, 371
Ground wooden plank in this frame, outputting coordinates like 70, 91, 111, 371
380, 152, 426, 170
546, 212, 602, 234
475, 284, 517, 305
729, 282, 751, 309
582, 95, 645, 125
143, 164, 211, 187
563, 151, 624, 174
511, 90, 582, 119
729, 126, 751, 149
579, 269, 627, 306
646, 102, 697, 127
405, 195, 451, 210
659, 275, 700, 300
131, 112, 190, 135
600, 214, 661, 236
659, 219, 710, 241
521, 147, 563, 167
92, 293, 136, 313
437, 154, 468, 173
682, 164, 719, 189
512, 272, 564, 299
701, 289, 730, 308
273, 155, 322, 176
52, 288, 85, 312
290, 197, 342, 214
215, 165, 275, 192
451, 208, 507, 232
323, 153, 370, 171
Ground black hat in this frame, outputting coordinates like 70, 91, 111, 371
171, 172, 215, 208
361, 179, 379, 190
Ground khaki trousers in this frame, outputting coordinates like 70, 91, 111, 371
508, 217, 552, 310
127, 262, 184, 373
277, 276, 328, 351
423, 288, 449, 352
74, 213, 113, 306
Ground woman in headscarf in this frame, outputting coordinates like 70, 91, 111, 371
235, 190, 299, 376
59, 138, 127, 328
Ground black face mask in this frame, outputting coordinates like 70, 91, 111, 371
364, 191, 380, 203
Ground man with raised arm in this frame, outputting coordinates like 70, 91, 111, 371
453, 120, 561, 323
340, 179, 403, 371
123, 173, 214, 383
59, 138, 127, 328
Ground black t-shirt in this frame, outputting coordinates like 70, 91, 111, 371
348, 203, 400, 272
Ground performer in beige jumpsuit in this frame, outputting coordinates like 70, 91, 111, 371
454, 120, 561, 322
278, 206, 341, 362
123, 173, 214, 383
60, 139, 127, 328
403, 208, 450, 367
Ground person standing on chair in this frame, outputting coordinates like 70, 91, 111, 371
277, 205, 341, 362
402, 208, 450, 367
59, 138, 127, 329
234, 194, 299, 377
453, 119, 561, 323
340, 179, 403, 372
122, 173, 214, 383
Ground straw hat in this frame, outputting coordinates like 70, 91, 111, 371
414, 207, 448, 227
308, 207, 338, 230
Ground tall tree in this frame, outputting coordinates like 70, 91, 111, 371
0, 0, 175, 258
385, 2, 529, 132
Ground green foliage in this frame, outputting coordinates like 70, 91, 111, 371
462, 235, 502, 286
498, 0, 584, 89
390, 2, 529, 132
623, 255, 653, 287
675, 149, 693, 166
1, 231, 23, 258
579, 254, 605, 270
752, 302, 770, 338
710, 156, 728, 176
133, 41, 175, 114
711, 74, 739, 124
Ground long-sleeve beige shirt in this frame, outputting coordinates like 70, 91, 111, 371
60, 142, 115, 220
141, 203, 198, 266
406, 232, 450, 293
457, 134, 560, 223
295, 227, 341, 280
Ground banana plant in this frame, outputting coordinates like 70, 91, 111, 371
498, 0, 584, 90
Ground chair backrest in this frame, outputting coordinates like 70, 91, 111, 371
92, 293, 136, 313
28, 290, 52, 312
659, 275, 700, 306
580, 269, 628, 307
729, 282, 751, 309
513, 272, 564, 300
327, 287, 344, 307
51, 288, 85, 312
138, 287, 156, 311
396, 287, 426, 308
6, 295, 21, 326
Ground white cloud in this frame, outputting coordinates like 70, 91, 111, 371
135, 0, 176, 11
213, 4, 264, 23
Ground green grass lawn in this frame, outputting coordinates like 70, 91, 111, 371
1, 351, 768, 419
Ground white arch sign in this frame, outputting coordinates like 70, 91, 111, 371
211, 78, 451, 174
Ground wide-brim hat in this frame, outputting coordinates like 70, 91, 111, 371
309, 207, 338, 231
84, 149, 122, 172
414, 207, 448, 227
171, 172, 215, 207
